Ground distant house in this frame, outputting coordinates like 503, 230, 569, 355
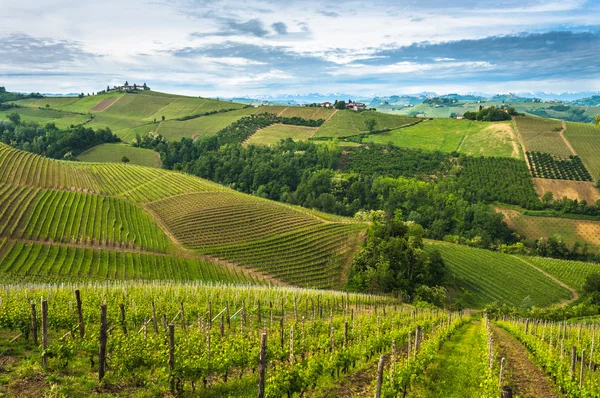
109, 82, 150, 92
456, 114, 464, 120
321, 102, 332, 108
347, 100, 366, 111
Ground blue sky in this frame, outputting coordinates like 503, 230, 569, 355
1, 0, 599, 97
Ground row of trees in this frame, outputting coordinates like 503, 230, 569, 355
463, 106, 517, 121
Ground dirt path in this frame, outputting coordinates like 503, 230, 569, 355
512, 256, 579, 306
492, 324, 560, 398
310, 109, 338, 138
559, 121, 577, 156
512, 117, 531, 169
91, 95, 123, 112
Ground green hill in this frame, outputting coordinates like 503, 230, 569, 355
0, 142, 364, 288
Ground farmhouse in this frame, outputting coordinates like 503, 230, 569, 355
456, 114, 464, 120
321, 102, 332, 108
109, 82, 151, 92
347, 100, 366, 111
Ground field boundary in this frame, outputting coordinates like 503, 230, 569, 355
559, 121, 577, 156
511, 255, 578, 306
311, 109, 338, 138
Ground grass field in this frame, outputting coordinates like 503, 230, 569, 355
363, 119, 520, 158
314, 110, 416, 138
498, 207, 600, 251
532, 178, 600, 204
77, 143, 162, 168
157, 107, 258, 140
0, 107, 90, 128
513, 116, 572, 156
563, 122, 600, 180
425, 242, 572, 307
246, 124, 317, 145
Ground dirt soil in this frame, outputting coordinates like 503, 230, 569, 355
492, 325, 561, 398
533, 178, 600, 204
91, 97, 120, 112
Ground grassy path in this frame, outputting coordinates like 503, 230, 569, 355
408, 321, 486, 397
492, 324, 560, 397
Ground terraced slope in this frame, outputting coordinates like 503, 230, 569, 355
0, 143, 365, 288
425, 242, 572, 307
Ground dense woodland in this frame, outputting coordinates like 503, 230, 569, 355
0, 116, 119, 159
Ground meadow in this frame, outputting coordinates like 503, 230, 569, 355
77, 143, 162, 168
363, 119, 520, 158
498, 207, 600, 251
314, 110, 415, 138
245, 124, 317, 145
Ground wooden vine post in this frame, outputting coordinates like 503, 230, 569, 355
169, 324, 176, 395
41, 300, 48, 368
375, 354, 387, 398
30, 303, 38, 346
99, 304, 107, 381
180, 301, 186, 330
258, 332, 267, 398
75, 289, 85, 338
120, 303, 127, 334
151, 301, 158, 334
570, 346, 576, 379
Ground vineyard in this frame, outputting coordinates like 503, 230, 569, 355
498, 317, 600, 395
0, 282, 477, 397
563, 122, 600, 180
527, 152, 593, 181
77, 143, 162, 168
0, 241, 258, 284
245, 124, 317, 146
518, 256, 600, 290
514, 116, 573, 156
425, 242, 572, 307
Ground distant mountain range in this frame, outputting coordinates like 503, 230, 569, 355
226, 91, 600, 106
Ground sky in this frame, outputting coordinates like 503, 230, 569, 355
1, 0, 599, 97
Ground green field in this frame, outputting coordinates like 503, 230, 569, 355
245, 124, 317, 145
519, 256, 600, 291
157, 107, 257, 140
425, 242, 572, 307
77, 143, 162, 168
314, 110, 416, 138
363, 119, 520, 158
513, 116, 572, 156
0, 107, 90, 128
564, 122, 600, 180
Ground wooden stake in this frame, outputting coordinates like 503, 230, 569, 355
580, 349, 585, 388
151, 301, 158, 334
30, 303, 38, 346
120, 304, 127, 334
99, 304, 107, 381
180, 301, 186, 330
570, 346, 576, 379
258, 333, 267, 398
169, 324, 175, 394
375, 354, 387, 398
41, 300, 48, 368
75, 290, 84, 338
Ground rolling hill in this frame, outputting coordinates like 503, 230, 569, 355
0, 142, 366, 288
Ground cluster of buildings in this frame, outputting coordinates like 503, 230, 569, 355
320, 100, 367, 111
107, 82, 150, 92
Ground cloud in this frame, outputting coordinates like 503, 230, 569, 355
191, 18, 270, 38
318, 10, 339, 17
272, 22, 288, 35
0, 33, 97, 67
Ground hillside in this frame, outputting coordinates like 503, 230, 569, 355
0, 142, 366, 288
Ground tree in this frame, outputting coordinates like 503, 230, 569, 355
334, 101, 347, 110
107, 85, 110, 92
45, 104, 50, 109
542, 191, 554, 204
125, 81, 129, 86
7, 112, 21, 125
595, 114, 600, 126
0, 86, 6, 93
365, 118, 377, 133
121, 156, 130, 164
162, 115, 165, 121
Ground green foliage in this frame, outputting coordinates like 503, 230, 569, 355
121, 155, 130, 163
463, 106, 511, 121
365, 118, 377, 133
347, 211, 446, 299
0, 121, 120, 159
